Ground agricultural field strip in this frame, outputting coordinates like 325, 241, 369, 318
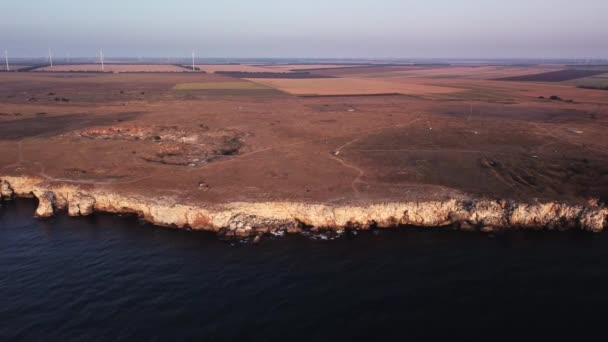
173, 81, 271, 90
35, 64, 188, 72
496, 69, 608, 82
245, 77, 464, 96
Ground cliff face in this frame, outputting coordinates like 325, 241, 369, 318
1, 175, 606, 237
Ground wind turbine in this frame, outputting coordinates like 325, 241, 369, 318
4, 50, 9, 71
48, 48, 53, 68
99, 49, 105, 72
191, 51, 195, 71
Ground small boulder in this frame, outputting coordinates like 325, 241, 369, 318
235, 225, 253, 237
480, 226, 495, 233
458, 221, 476, 232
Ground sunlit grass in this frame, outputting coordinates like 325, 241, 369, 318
173, 81, 270, 90
576, 76, 608, 90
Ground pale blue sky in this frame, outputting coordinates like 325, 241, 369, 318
2, 0, 607, 58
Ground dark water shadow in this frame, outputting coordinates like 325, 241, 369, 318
3, 198, 608, 340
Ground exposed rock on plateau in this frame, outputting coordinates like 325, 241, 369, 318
0, 176, 606, 237
75, 125, 244, 166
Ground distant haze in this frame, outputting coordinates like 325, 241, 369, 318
2, 0, 607, 58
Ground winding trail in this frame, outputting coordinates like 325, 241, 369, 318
36, 165, 155, 185
328, 154, 368, 196
326, 117, 421, 196
174, 117, 424, 173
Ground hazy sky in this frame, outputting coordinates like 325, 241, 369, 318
2, 0, 607, 58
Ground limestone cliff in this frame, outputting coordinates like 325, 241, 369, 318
0, 175, 606, 237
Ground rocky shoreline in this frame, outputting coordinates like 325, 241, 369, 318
1, 175, 607, 238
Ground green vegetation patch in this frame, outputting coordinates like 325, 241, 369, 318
173, 81, 270, 90
576, 77, 608, 90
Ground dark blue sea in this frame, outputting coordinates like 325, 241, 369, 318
2, 199, 608, 341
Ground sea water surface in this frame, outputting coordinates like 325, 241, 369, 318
2, 199, 608, 340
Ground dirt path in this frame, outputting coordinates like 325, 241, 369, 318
175, 117, 424, 173
326, 118, 421, 196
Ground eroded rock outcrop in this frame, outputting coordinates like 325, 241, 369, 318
221, 214, 298, 238
0, 180, 14, 199
76, 125, 244, 167
67, 193, 96, 217
33, 190, 56, 218
0, 175, 606, 236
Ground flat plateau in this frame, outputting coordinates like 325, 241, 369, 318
1, 65, 607, 236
